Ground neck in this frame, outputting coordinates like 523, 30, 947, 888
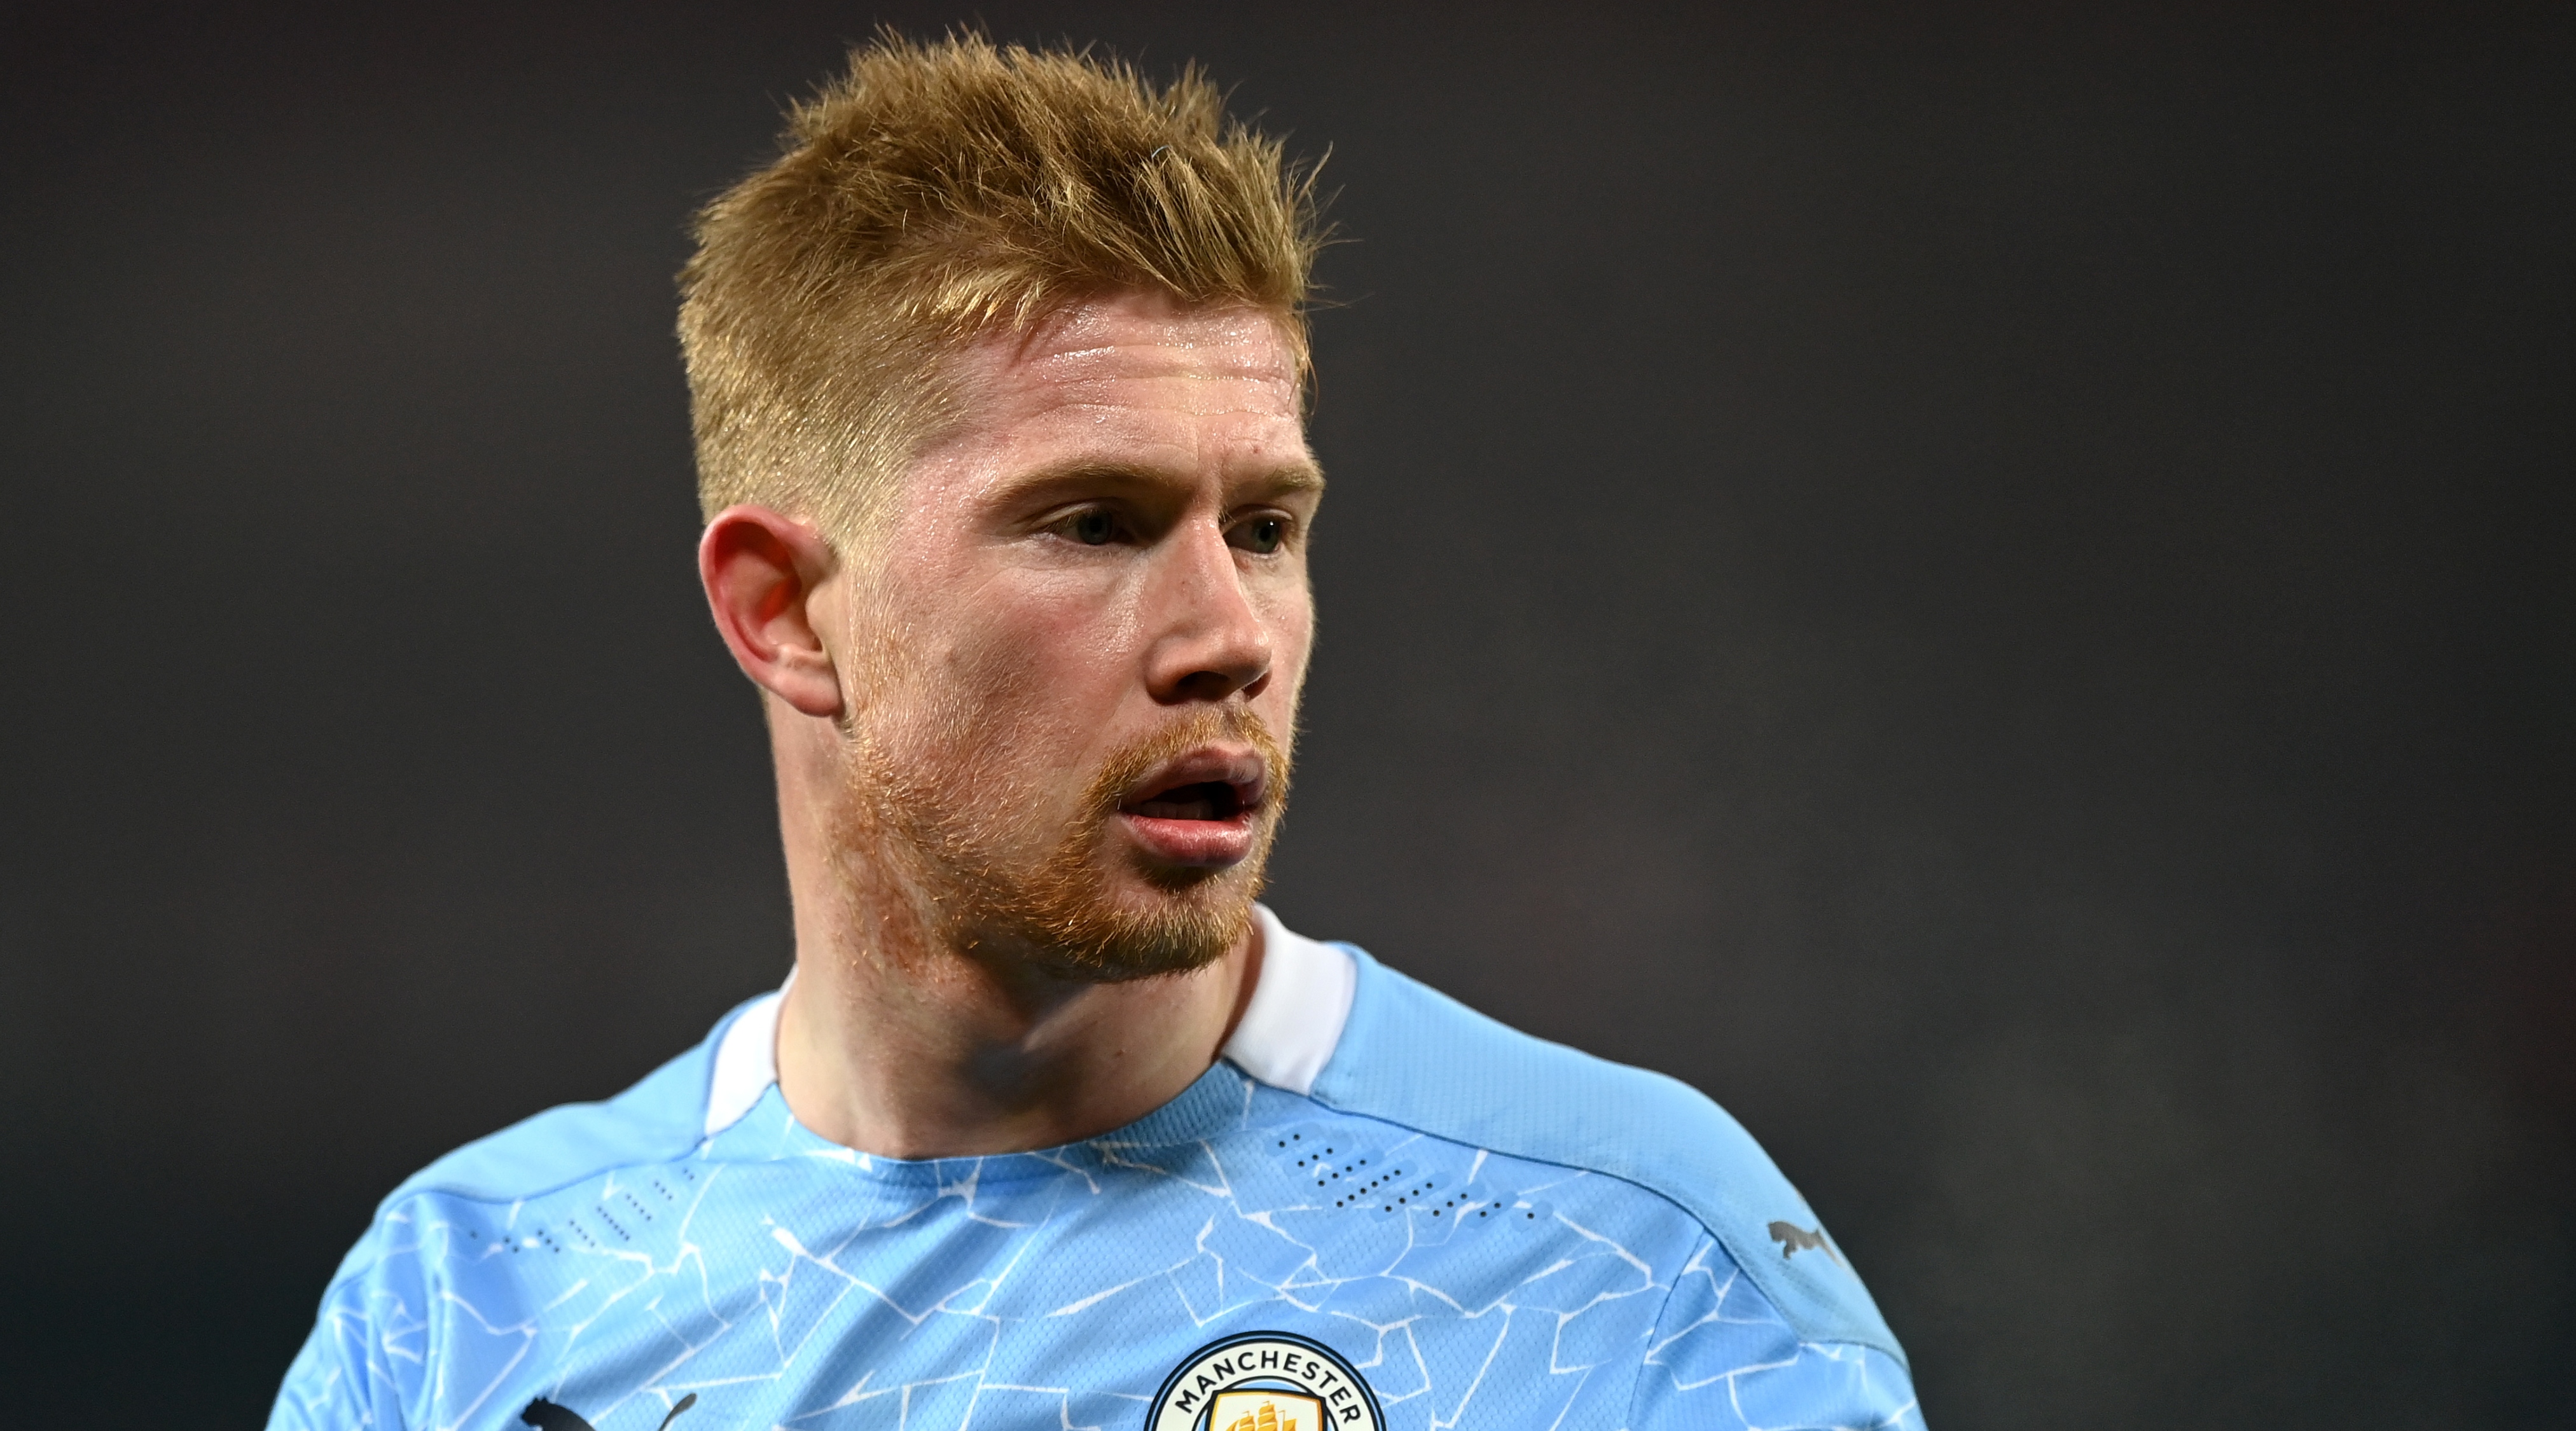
770, 797, 1262, 1161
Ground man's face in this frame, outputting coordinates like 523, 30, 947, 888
833, 291, 1320, 979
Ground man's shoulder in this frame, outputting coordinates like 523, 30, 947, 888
1310, 943, 1906, 1365
301, 1000, 745, 1304
378, 993, 765, 1210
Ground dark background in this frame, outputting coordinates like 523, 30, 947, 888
2, 2, 2568, 1425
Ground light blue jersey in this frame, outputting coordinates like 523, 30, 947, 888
270, 911, 1920, 1431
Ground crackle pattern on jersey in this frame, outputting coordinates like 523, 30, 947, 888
271, 1067, 1916, 1431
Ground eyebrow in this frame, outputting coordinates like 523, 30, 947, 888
1259, 464, 1329, 496
992, 459, 1327, 504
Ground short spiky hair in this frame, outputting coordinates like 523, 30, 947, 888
679, 32, 1324, 543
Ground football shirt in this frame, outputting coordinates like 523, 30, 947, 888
270, 909, 1920, 1431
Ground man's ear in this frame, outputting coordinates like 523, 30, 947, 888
698, 505, 844, 718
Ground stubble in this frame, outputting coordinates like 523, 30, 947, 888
833, 685, 1292, 985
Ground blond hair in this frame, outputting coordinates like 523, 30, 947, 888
678, 32, 1325, 545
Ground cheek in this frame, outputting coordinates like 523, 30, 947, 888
1257, 580, 1317, 682
1239, 589, 1314, 742
921, 574, 1136, 735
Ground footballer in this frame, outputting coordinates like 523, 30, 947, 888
269, 34, 1920, 1431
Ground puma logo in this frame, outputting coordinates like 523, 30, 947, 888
520, 1392, 698, 1431
1766, 1220, 1843, 1267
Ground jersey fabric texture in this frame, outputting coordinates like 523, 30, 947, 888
270, 911, 1921, 1431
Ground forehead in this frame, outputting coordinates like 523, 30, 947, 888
933, 293, 1308, 466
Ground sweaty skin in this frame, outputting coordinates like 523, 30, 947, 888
697, 290, 1322, 1159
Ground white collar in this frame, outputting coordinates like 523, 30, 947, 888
702, 903, 1357, 1139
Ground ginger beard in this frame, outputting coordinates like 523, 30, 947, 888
833, 688, 1293, 984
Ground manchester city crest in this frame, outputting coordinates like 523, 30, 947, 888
1146, 1332, 1383, 1431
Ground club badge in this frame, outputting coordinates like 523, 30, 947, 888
1146, 1332, 1382, 1431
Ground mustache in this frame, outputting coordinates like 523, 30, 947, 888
1079, 705, 1291, 822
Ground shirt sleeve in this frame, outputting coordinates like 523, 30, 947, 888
267, 1207, 433, 1431
1628, 1232, 1923, 1431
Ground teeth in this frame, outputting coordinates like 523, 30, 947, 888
1133, 782, 1235, 820
1138, 798, 1216, 819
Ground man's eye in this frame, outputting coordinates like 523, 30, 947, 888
1233, 515, 1289, 555
1065, 509, 1120, 546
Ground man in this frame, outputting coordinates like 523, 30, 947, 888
270, 34, 1920, 1431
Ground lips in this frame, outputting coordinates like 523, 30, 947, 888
1115, 746, 1268, 868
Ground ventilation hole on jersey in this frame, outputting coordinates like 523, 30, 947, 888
623, 1192, 654, 1221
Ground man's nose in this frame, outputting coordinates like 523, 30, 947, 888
1142, 521, 1273, 704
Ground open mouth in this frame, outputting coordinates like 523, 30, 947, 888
1114, 747, 1269, 868
1124, 780, 1247, 822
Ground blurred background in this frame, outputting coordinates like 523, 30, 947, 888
2, 2, 2568, 1425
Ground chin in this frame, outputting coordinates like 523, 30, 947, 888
1001, 860, 1263, 983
